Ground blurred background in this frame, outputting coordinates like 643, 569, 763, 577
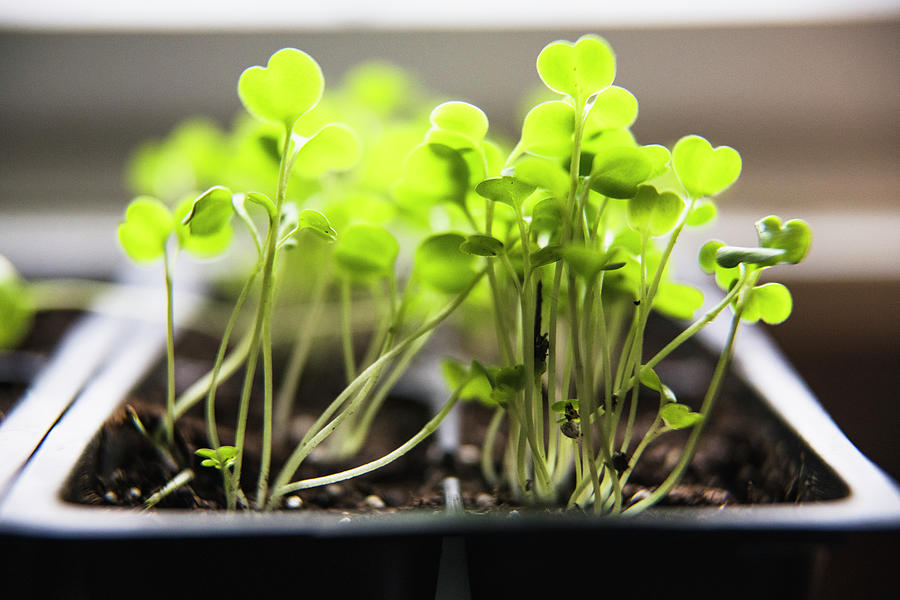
1, 1, 898, 596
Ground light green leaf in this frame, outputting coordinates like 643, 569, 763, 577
429, 101, 489, 144
742, 282, 793, 324
653, 282, 704, 321
755, 216, 811, 265
182, 186, 234, 236
530, 197, 564, 235
396, 143, 469, 207
530, 245, 563, 269
520, 101, 575, 158
334, 224, 398, 278
537, 35, 616, 99
590, 146, 653, 199
510, 156, 570, 200
561, 245, 621, 282
293, 124, 362, 178
459, 234, 504, 257
475, 176, 536, 209
672, 135, 742, 198
660, 403, 703, 430
626, 185, 684, 237
117, 196, 174, 263
175, 198, 233, 258
585, 86, 638, 132
415, 233, 478, 294
297, 209, 338, 242
686, 198, 717, 227
0, 255, 34, 349
238, 48, 324, 129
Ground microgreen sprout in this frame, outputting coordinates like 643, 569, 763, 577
96, 35, 815, 514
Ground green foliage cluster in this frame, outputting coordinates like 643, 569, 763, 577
1, 35, 811, 515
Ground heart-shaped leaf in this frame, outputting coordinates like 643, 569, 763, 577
537, 35, 616, 100
520, 101, 575, 158
175, 197, 233, 258
429, 101, 489, 144
742, 282, 793, 324
590, 146, 653, 199
686, 198, 717, 227
334, 224, 397, 278
652, 282, 704, 321
293, 124, 362, 178
459, 234, 504, 257
672, 135, 741, 198
238, 48, 324, 129
415, 233, 478, 294
584, 86, 638, 132
627, 185, 684, 237
396, 143, 470, 207
755, 216, 811, 265
475, 176, 536, 209
182, 186, 234, 236
660, 403, 703, 430
118, 196, 174, 263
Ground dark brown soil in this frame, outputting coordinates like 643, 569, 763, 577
62, 316, 847, 514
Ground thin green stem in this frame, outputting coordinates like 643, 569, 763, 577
162, 250, 176, 448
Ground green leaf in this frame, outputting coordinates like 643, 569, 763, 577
429, 101, 489, 144
238, 48, 324, 129
175, 197, 233, 258
182, 186, 234, 236
510, 156, 569, 200
244, 191, 276, 219
715, 246, 786, 269
660, 403, 703, 430
639, 367, 662, 392
561, 245, 621, 282
293, 124, 362, 178
415, 233, 478, 294
742, 282, 793, 324
530, 245, 563, 269
639, 144, 672, 179
537, 35, 616, 100
584, 86, 638, 131
590, 146, 653, 199
397, 143, 469, 207
460, 234, 504, 257
441, 358, 494, 405
117, 196, 174, 263
755, 216, 811, 265
0, 255, 34, 349
686, 198, 717, 226
699, 240, 742, 291
332, 224, 396, 278
530, 197, 564, 235
297, 209, 338, 242
520, 101, 575, 158
475, 176, 536, 209
653, 282, 704, 321
672, 135, 742, 198
626, 185, 684, 237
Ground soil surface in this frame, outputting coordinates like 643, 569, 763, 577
62, 316, 847, 514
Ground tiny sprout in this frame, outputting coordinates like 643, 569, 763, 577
196, 446, 238, 471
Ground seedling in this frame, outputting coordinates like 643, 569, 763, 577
5, 35, 811, 516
